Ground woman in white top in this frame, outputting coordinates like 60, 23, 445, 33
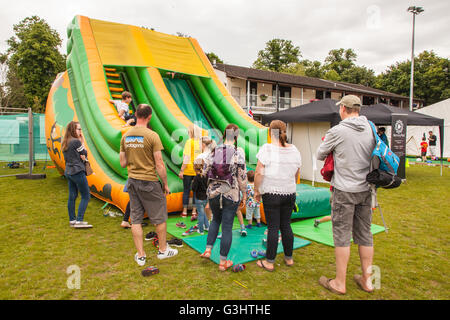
255, 120, 302, 271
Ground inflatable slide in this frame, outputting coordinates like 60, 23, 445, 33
45, 16, 330, 221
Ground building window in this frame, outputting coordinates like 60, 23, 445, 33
279, 86, 291, 109
362, 96, 375, 105
249, 81, 257, 106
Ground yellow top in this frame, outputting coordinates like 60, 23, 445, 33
183, 138, 202, 176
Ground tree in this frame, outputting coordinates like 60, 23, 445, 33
206, 52, 223, 65
6, 16, 66, 113
301, 59, 325, 78
252, 39, 301, 72
323, 48, 357, 75
375, 50, 450, 106
341, 65, 376, 87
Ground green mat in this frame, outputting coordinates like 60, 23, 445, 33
183, 226, 311, 265
166, 216, 242, 239
291, 216, 385, 247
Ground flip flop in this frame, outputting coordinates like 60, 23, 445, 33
200, 248, 211, 259
284, 258, 294, 267
318, 276, 345, 295
250, 249, 258, 258
353, 274, 374, 293
256, 260, 274, 272
219, 260, 233, 271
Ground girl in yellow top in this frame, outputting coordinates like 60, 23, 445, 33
179, 125, 203, 220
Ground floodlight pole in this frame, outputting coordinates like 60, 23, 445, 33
408, 6, 424, 111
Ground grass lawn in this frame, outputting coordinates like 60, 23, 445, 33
0, 162, 449, 300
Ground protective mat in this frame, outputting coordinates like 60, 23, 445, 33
183, 226, 311, 265
166, 216, 242, 239
291, 216, 386, 247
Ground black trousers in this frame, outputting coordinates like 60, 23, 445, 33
262, 193, 296, 262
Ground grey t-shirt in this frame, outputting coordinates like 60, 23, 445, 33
63, 139, 88, 176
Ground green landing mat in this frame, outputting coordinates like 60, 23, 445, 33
166, 216, 242, 239
183, 226, 311, 265
291, 216, 385, 247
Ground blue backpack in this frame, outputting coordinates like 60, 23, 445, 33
367, 121, 400, 174
367, 121, 402, 189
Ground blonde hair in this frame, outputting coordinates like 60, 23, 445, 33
201, 136, 216, 152
269, 120, 288, 147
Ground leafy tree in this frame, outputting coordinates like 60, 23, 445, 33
301, 59, 325, 78
6, 16, 66, 112
375, 50, 450, 105
323, 48, 357, 75
206, 52, 223, 65
253, 39, 301, 72
341, 65, 376, 87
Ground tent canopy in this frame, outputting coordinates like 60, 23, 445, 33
262, 99, 445, 175
262, 99, 444, 127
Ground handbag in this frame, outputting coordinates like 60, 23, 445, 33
320, 153, 334, 182
84, 160, 93, 176
366, 169, 401, 189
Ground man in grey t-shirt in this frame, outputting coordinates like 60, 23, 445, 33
316, 95, 376, 294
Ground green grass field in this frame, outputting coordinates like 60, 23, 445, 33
0, 162, 449, 300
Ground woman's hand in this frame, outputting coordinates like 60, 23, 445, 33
80, 155, 87, 162
178, 171, 184, 179
254, 191, 262, 203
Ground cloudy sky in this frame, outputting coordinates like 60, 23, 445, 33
0, 0, 448, 75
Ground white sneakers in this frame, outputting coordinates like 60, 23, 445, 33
70, 221, 93, 228
73, 221, 93, 228
135, 253, 146, 266
157, 245, 178, 260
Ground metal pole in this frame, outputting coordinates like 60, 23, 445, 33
409, 13, 415, 111
28, 108, 33, 175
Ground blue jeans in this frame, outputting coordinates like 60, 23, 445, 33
182, 175, 196, 207
66, 171, 90, 222
195, 198, 209, 233
206, 195, 239, 260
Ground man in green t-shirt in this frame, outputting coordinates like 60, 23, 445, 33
120, 104, 178, 266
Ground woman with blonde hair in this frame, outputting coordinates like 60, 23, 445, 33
254, 120, 301, 271
62, 121, 92, 228
179, 124, 202, 220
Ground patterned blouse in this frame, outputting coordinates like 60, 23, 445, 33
204, 144, 247, 203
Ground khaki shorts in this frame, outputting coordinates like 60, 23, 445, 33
127, 178, 168, 225
331, 188, 373, 247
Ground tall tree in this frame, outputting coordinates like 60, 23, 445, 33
253, 39, 301, 72
6, 16, 66, 113
323, 48, 357, 75
375, 50, 450, 106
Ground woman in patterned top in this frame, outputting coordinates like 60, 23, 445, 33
200, 124, 247, 271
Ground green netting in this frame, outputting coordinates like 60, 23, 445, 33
0, 113, 49, 161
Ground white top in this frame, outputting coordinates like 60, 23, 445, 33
113, 100, 129, 114
256, 143, 302, 195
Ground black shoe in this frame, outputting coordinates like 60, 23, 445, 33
167, 238, 183, 247
145, 231, 157, 241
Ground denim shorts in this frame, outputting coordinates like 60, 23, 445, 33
245, 206, 261, 220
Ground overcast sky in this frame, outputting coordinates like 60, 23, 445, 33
0, 0, 448, 75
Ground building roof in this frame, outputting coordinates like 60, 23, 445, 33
214, 63, 417, 101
